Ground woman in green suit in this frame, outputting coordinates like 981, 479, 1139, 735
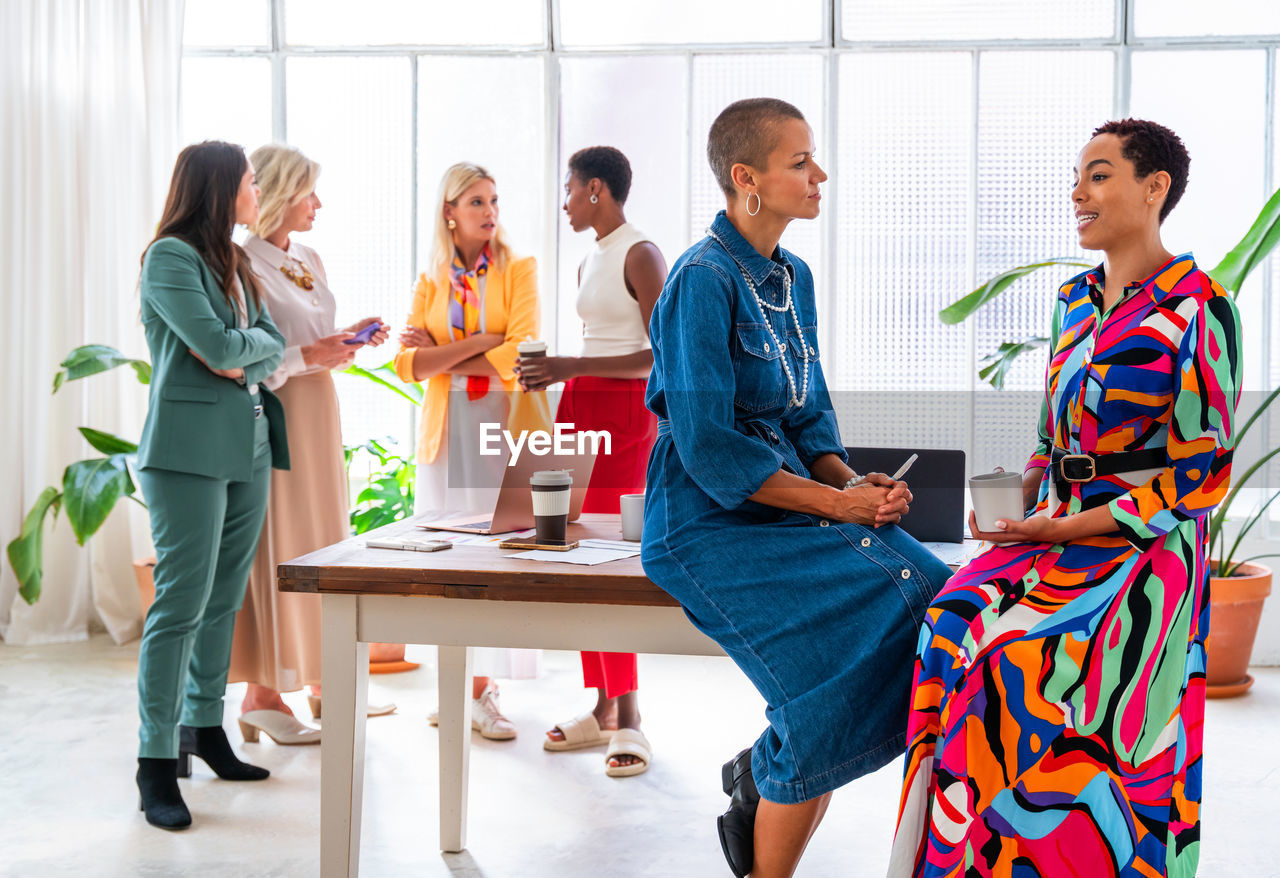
135, 141, 290, 830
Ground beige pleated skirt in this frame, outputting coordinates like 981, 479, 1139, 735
229, 371, 348, 692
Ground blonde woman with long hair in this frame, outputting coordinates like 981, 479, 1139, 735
227, 143, 391, 746
394, 161, 546, 739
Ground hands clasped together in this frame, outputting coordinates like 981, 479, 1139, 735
834, 472, 912, 528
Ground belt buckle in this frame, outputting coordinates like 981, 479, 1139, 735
1059, 453, 1095, 482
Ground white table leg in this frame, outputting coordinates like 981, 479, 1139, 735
437, 645, 473, 852
321, 594, 370, 878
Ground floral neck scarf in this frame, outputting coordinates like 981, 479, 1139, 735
448, 245, 492, 401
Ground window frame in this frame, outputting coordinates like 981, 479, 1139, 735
183, 0, 1280, 535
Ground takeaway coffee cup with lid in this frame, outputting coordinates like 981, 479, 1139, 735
531, 470, 573, 544
517, 340, 547, 390
517, 339, 547, 359
969, 470, 1024, 533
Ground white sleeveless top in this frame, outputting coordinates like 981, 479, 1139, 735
576, 222, 653, 358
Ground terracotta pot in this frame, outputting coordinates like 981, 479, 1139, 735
1205, 561, 1272, 698
133, 556, 157, 617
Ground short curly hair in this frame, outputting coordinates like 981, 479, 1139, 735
707, 98, 806, 197
568, 146, 633, 205
1091, 119, 1190, 223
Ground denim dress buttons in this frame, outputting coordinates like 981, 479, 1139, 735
641, 211, 953, 804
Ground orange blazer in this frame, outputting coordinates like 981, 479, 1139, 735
394, 254, 543, 464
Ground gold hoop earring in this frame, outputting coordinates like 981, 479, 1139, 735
447, 218, 457, 230
746, 191, 761, 217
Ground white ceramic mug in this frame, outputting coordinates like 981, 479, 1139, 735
969, 471, 1024, 533
620, 493, 645, 542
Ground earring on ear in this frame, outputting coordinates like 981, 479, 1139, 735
746, 191, 761, 217
589, 193, 599, 204
447, 218, 457, 230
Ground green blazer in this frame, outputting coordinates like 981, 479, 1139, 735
138, 237, 290, 481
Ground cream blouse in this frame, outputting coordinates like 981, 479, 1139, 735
243, 234, 338, 391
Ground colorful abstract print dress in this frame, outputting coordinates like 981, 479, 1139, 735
889, 255, 1242, 878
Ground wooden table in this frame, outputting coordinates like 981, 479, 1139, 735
278, 513, 722, 878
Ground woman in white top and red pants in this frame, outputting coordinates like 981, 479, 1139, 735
517, 146, 667, 777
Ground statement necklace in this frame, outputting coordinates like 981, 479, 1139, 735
706, 227, 813, 410
278, 258, 315, 291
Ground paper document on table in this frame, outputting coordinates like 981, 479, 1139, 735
414, 528, 536, 546
455, 529, 536, 547
922, 541, 981, 567
579, 539, 642, 552
509, 546, 639, 565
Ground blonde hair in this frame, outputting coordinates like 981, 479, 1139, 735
249, 144, 320, 239
429, 161, 511, 276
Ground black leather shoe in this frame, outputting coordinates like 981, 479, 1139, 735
178, 724, 270, 781
137, 757, 192, 830
717, 748, 759, 877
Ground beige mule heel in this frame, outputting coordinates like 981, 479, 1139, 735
306, 694, 397, 720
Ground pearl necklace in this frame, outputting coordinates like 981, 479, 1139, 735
707, 228, 813, 410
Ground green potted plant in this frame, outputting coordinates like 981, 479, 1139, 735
941, 186, 1280, 696
7, 353, 424, 613
6, 345, 151, 606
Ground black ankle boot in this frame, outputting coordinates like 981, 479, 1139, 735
178, 724, 270, 781
717, 748, 760, 877
137, 757, 192, 830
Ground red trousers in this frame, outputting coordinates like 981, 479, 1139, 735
556, 375, 656, 698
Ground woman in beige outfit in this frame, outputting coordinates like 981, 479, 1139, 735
228, 144, 391, 744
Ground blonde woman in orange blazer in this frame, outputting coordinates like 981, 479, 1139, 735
394, 161, 546, 739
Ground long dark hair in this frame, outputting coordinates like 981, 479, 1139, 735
142, 140, 263, 309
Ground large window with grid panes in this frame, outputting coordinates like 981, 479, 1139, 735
181, 0, 1280, 521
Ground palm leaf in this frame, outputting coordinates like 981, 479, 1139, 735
341, 362, 423, 406
940, 259, 1091, 325
78, 427, 138, 455
1221, 554, 1280, 578
5, 487, 63, 605
1211, 185, 1280, 295
52, 345, 150, 393
61, 455, 133, 544
978, 336, 1049, 391
1220, 488, 1280, 576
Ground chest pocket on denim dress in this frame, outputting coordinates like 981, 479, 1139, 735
787, 324, 820, 369
732, 323, 787, 414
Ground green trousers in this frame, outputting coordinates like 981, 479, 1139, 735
136, 415, 271, 758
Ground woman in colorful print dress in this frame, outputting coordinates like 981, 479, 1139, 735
889, 119, 1242, 878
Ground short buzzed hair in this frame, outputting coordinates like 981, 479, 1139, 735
707, 98, 806, 197
568, 145, 633, 205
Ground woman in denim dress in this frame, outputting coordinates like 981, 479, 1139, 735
641, 98, 954, 877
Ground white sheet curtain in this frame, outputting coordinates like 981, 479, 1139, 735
0, 0, 183, 644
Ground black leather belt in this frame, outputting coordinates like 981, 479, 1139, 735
1050, 446, 1166, 501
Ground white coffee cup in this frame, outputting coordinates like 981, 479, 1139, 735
517, 339, 547, 358
620, 493, 645, 542
969, 471, 1024, 533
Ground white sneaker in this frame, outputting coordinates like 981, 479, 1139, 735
427, 683, 517, 740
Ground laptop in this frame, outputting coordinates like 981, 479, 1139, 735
844, 446, 966, 543
417, 444, 598, 535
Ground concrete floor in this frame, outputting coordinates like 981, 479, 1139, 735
0, 638, 1277, 878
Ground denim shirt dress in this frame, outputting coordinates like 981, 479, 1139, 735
641, 211, 953, 804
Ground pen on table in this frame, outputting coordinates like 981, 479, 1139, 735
844, 453, 918, 489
